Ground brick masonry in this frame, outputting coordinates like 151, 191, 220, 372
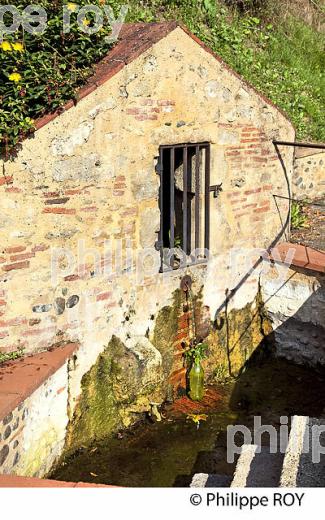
0, 23, 295, 475
168, 291, 212, 397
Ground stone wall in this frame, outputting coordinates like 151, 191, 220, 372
261, 261, 325, 367
293, 148, 325, 200
0, 26, 294, 452
0, 362, 69, 478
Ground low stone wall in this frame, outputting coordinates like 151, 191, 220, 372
0, 345, 76, 478
293, 148, 325, 200
261, 260, 325, 367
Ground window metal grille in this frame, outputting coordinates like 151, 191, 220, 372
156, 142, 212, 272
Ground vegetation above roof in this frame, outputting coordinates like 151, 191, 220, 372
0, 0, 324, 157
0, 0, 114, 157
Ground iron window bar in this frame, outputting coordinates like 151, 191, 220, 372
273, 194, 325, 207
273, 140, 325, 150
157, 142, 211, 272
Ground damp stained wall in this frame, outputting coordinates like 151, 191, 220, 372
0, 26, 295, 455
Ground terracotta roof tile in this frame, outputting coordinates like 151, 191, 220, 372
266, 242, 325, 273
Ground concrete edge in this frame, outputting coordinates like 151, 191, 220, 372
190, 473, 209, 488
280, 415, 308, 487
231, 444, 258, 488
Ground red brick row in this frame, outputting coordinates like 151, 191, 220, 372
5, 187, 21, 193
135, 114, 158, 121
10, 252, 35, 262
4, 245, 26, 254
2, 260, 30, 272
0, 317, 27, 327
96, 292, 112, 302
0, 176, 13, 186
43, 207, 76, 215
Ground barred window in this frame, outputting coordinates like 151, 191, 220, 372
156, 143, 211, 271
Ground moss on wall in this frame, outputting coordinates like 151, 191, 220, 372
207, 289, 273, 380
152, 284, 272, 385
152, 288, 182, 379
65, 339, 121, 452
65, 336, 162, 453
65, 286, 272, 454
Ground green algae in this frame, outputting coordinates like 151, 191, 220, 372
50, 356, 325, 487
206, 288, 273, 379
65, 338, 122, 453
65, 286, 272, 455
65, 336, 162, 453
152, 284, 273, 384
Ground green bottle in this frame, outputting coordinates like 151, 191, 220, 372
189, 359, 205, 401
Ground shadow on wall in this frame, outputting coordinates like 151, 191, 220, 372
174, 281, 325, 487
202, 143, 293, 380
227, 273, 325, 418
222, 265, 325, 376
260, 271, 325, 367
229, 285, 325, 416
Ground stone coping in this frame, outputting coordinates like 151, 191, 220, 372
0, 343, 79, 422
0, 475, 114, 487
267, 242, 325, 273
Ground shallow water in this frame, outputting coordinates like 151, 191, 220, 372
50, 356, 325, 487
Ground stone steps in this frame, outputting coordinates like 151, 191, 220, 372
190, 473, 232, 488
295, 418, 325, 487
280, 415, 308, 487
190, 415, 325, 487
231, 445, 284, 487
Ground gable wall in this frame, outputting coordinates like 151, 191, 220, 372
0, 27, 294, 436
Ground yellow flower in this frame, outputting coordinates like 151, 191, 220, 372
12, 42, 24, 52
187, 414, 208, 429
83, 18, 90, 26
67, 2, 77, 11
1, 41, 12, 52
9, 73, 22, 83
187, 414, 208, 424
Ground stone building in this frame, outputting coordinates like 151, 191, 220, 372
0, 22, 300, 477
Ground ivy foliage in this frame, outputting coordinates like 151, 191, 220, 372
0, 1, 115, 156
0, 0, 324, 157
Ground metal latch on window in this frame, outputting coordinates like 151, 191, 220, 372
155, 161, 163, 175
209, 183, 223, 198
155, 240, 163, 251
